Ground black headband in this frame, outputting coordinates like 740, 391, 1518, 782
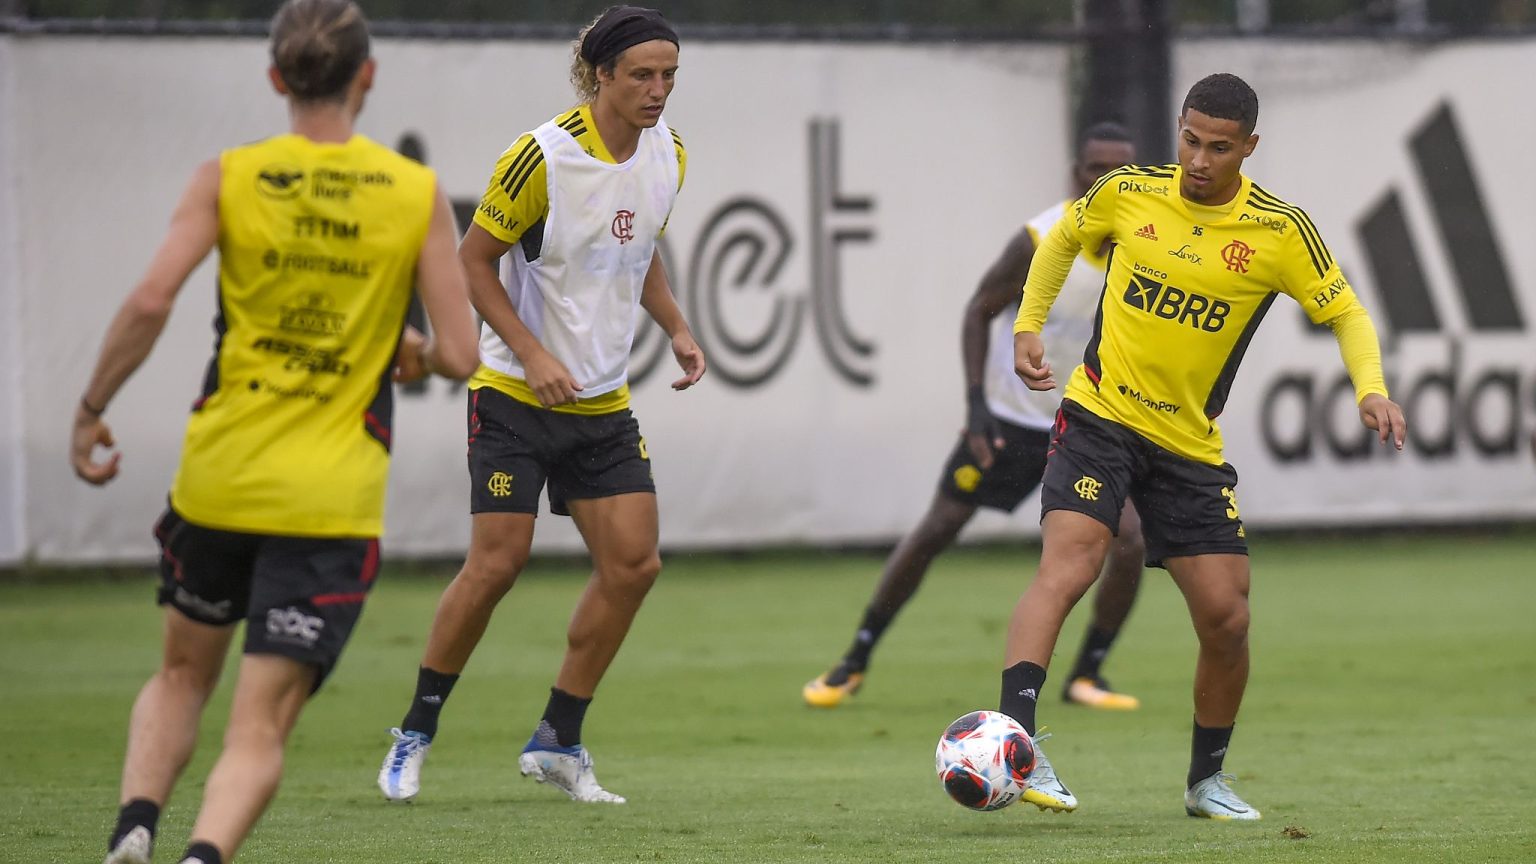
580, 6, 678, 68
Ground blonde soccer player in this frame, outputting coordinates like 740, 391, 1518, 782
377, 5, 704, 805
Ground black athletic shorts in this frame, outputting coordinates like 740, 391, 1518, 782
466, 386, 654, 517
1039, 400, 1247, 569
937, 419, 1053, 512
153, 506, 379, 691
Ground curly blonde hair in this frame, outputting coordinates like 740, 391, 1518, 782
569, 11, 615, 104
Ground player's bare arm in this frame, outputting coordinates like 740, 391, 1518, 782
402, 184, 479, 382
962, 227, 1036, 467
638, 249, 705, 390
72, 157, 220, 485
458, 222, 581, 406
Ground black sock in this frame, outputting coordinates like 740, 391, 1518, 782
837, 607, 894, 677
999, 661, 1048, 736
540, 687, 592, 748
400, 666, 459, 740
180, 841, 223, 864
109, 798, 160, 851
1068, 626, 1119, 682
1188, 720, 1235, 788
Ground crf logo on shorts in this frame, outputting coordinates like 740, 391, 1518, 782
611, 209, 636, 245
487, 471, 514, 497
267, 606, 325, 648
1074, 476, 1103, 501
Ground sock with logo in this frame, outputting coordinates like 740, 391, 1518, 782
400, 666, 459, 740
1067, 626, 1119, 683
540, 687, 592, 749
108, 798, 160, 852
179, 841, 223, 864
999, 661, 1048, 736
837, 606, 893, 679
1188, 720, 1235, 788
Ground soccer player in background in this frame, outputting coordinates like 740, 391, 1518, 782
803, 125, 1149, 742
75, 3, 479, 862
377, 5, 704, 805
1001, 72, 1406, 820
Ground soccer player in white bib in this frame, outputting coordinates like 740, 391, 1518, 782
802, 124, 1151, 806
378, 5, 704, 805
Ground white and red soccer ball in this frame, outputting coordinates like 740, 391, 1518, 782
934, 710, 1036, 811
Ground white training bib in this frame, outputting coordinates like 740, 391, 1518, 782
985, 200, 1109, 431
479, 117, 679, 398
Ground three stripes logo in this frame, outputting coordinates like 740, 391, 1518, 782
1133, 223, 1159, 241
1260, 103, 1533, 462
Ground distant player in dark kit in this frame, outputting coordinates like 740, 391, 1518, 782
80, 3, 479, 862
1001, 72, 1406, 820
804, 124, 1150, 747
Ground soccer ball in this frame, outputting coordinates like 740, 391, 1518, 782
934, 710, 1036, 811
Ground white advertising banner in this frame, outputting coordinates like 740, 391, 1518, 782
1174, 40, 1536, 526
3, 35, 1074, 563
2, 34, 1532, 565
0, 38, 25, 566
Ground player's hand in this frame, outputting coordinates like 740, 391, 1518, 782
71, 407, 121, 486
1358, 392, 1406, 451
965, 387, 1004, 469
670, 331, 706, 391
1014, 331, 1055, 391
524, 349, 582, 407
393, 325, 429, 383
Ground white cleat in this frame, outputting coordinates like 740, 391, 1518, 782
518, 745, 627, 804
1185, 772, 1261, 821
104, 825, 153, 864
1022, 732, 1078, 812
378, 727, 432, 801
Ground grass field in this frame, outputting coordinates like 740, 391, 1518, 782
4, 531, 1534, 863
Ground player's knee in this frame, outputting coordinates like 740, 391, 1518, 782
459, 549, 527, 596
222, 710, 290, 753
160, 654, 223, 697
600, 551, 661, 596
1038, 538, 1110, 597
1196, 603, 1250, 655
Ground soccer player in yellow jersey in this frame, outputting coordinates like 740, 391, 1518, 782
378, 6, 704, 805
71, 3, 478, 863
802, 123, 1148, 714
1000, 73, 1406, 820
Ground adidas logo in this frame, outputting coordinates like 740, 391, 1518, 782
1259, 101, 1533, 463
1017, 688, 1038, 700
421, 695, 443, 704
1133, 223, 1158, 240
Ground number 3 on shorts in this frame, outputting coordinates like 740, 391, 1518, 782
1221, 486, 1239, 520
638, 437, 648, 461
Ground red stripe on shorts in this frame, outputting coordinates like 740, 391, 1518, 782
361, 539, 380, 585
313, 592, 367, 606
